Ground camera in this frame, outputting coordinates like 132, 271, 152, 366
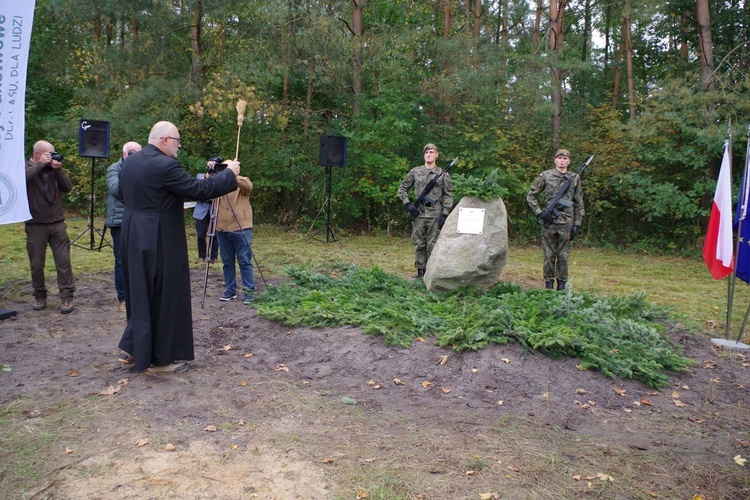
206, 154, 227, 173
50, 152, 64, 162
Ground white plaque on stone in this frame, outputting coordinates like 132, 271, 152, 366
456, 207, 485, 234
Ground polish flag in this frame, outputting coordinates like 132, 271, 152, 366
703, 141, 734, 279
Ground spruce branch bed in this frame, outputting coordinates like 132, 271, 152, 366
253, 263, 693, 388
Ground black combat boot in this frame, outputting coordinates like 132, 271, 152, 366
417, 268, 425, 278
557, 280, 566, 291
545, 280, 554, 290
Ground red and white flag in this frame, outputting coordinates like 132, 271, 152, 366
703, 141, 734, 279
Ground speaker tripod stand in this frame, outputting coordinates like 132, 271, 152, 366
71, 157, 109, 251
305, 165, 342, 246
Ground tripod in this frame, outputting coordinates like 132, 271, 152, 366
305, 165, 342, 246
71, 157, 109, 251
200, 193, 266, 308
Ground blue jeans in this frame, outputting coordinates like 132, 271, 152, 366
110, 225, 125, 302
217, 229, 254, 298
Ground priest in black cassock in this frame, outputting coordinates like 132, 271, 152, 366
117, 121, 241, 373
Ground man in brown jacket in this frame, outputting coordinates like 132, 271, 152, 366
24, 140, 75, 313
213, 166, 255, 304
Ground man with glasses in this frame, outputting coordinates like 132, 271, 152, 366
526, 149, 585, 291
116, 121, 241, 374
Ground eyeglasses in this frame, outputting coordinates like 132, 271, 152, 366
164, 136, 181, 144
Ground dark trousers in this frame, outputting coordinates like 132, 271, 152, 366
110, 225, 125, 302
195, 212, 218, 260
25, 221, 75, 300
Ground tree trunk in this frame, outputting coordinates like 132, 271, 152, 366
189, 0, 205, 85
532, 0, 542, 54
624, 0, 636, 120
581, 0, 591, 62
697, 0, 716, 92
351, 0, 364, 115
612, 22, 625, 111
550, 0, 566, 152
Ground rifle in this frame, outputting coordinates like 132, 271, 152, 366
409, 157, 458, 220
539, 154, 593, 223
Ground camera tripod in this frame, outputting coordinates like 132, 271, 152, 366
200, 193, 266, 308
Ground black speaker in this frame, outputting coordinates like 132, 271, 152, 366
78, 119, 110, 158
318, 134, 347, 167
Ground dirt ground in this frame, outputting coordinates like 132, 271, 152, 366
2, 266, 750, 499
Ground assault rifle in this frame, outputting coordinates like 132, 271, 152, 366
407, 157, 458, 220
539, 154, 593, 223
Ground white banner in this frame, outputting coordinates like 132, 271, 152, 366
0, 1, 35, 225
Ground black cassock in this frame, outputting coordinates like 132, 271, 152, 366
118, 144, 238, 370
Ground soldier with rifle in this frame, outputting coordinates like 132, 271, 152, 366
526, 149, 589, 291
398, 143, 454, 278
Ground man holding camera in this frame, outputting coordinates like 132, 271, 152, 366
212, 159, 255, 304
192, 155, 222, 264
24, 140, 76, 314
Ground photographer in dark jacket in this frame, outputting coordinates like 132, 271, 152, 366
24, 140, 75, 313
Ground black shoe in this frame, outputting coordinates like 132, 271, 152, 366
545, 280, 554, 290
416, 268, 425, 278
557, 280, 566, 291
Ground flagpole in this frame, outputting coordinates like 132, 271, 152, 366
726, 122, 735, 340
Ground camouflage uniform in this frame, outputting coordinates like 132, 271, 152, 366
526, 166, 584, 285
398, 164, 453, 271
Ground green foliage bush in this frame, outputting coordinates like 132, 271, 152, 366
254, 265, 693, 388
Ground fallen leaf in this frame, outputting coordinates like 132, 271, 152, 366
596, 472, 614, 482
673, 399, 687, 408
276, 364, 289, 372
613, 387, 627, 396
633, 401, 642, 407
672, 391, 680, 399
442, 387, 451, 394
99, 385, 121, 396
372, 385, 381, 390
135, 438, 149, 447
393, 379, 404, 385
438, 355, 448, 365
735, 455, 747, 466
575, 364, 586, 371
221, 344, 232, 351
117, 378, 129, 385
204, 425, 218, 432
65, 447, 74, 454
542, 392, 549, 398
231, 444, 238, 450
497, 400, 504, 405
238, 381, 247, 386
243, 353, 254, 358
416, 336, 425, 342
422, 380, 431, 388
623, 408, 633, 413
301, 380, 310, 386
465, 470, 477, 475
238, 420, 246, 426
702, 360, 716, 369
688, 415, 705, 423
164, 443, 176, 451
286, 330, 292, 335
471, 368, 478, 373
736, 440, 750, 447
367, 380, 376, 386
321, 458, 334, 464
506, 465, 521, 472
479, 493, 499, 500
356, 489, 369, 499
641, 397, 653, 406
575, 388, 587, 395
501, 358, 511, 364
587, 400, 596, 406
69, 369, 79, 377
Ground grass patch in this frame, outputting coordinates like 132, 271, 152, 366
254, 264, 692, 388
